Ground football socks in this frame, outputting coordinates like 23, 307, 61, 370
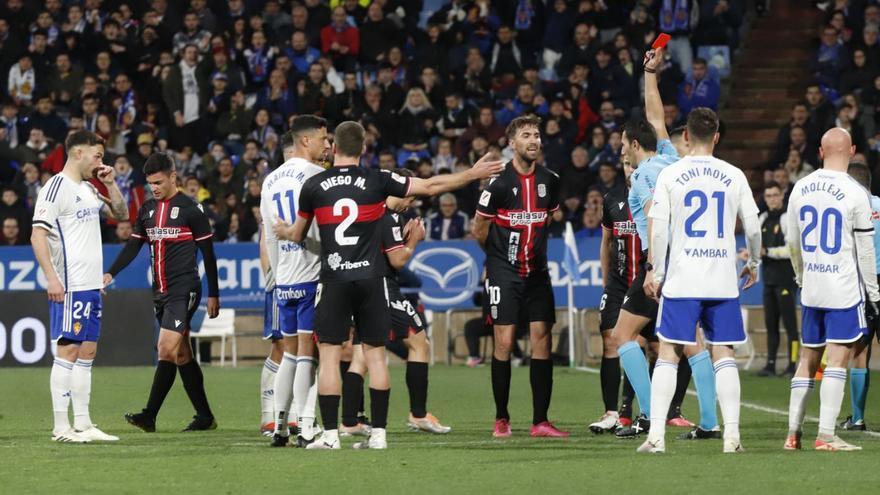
618, 341, 652, 416
689, 350, 719, 430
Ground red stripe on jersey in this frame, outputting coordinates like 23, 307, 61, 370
155, 201, 168, 293
313, 201, 385, 225
524, 174, 538, 277
298, 211, 313, 220
626, 207, 640, 286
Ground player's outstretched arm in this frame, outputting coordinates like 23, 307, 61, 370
104, 236, 146, 285
387, 218, 426, 269
471, 214, 491, 249
409, 153, 504, 197
96, 165, 130, 221
30, 227, 64, 303
274, 216, 311, 244
196, 238, 221, 318
643, 47, 668, 141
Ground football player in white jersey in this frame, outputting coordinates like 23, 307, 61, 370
643, 108, 762, 454
31, 130, 129, 443
784, 128, 880, 452
260, 115, 329, 447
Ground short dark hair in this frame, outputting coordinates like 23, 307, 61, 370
848, 161, 872, 188
395, 168, 415, 178
764, 180, 782, 191
693, 57, 707, 66
334, 121, 365, 157
621, 118, 658, 152
143, 153, 175, 176
281, 114, 327, 151
65, 130, 104, 151
686, 107, 719, 143
506, 114, 542, 140
669, 125, 687, 139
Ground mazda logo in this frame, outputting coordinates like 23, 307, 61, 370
409, 247, 480, 306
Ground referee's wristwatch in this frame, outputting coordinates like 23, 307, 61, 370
645, 262, 654, 271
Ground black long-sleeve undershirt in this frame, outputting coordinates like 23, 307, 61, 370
197, 238, 219, 298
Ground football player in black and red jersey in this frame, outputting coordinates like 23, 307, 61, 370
471, 114, 568, 438
274, 121, 502, 449
106, 153, 221, 432
589, 161, 641, 434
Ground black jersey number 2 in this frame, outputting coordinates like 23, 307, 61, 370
334, 198, 359, 246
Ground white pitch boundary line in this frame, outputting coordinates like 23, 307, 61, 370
574, 366, 880, 438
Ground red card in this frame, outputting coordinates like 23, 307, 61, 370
652, 33, 671, 49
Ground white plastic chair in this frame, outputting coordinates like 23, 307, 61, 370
192, 308, 237, 367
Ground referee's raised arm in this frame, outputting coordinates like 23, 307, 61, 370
643, 47, 668, 141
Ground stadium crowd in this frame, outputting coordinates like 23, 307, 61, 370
772, 1, 880, 203
0, 0, 746, 247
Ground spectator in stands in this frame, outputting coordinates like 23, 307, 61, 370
426, 193, 470, 241
96, 113, 126, 156
173, 10, 212, 56
458, 47, 491, 107
811, 25, 848, 88
596, 101, 622, 133
805, 83, 836, 131
558, 22, 599, 79
0, 186, 29, 241
457, 106, 505, 158
114, 220, 133, 243
378, 150, 397, 170
0, 100, 23, 150
777, 124, 819, 169
397, 87, 436, 164
859, 23, 880, 68
576, 203, 603, 238
164, 44, 207, 152
359, 2, 401, 68
28, 95, 67, 145
2, 216, 23, 245
16, 127, 51, 164
433, 137, 456, 174
835, 103, 868, 151
659, 0, 695, 73
8, 54, 36, 107
677, 58, 721, 114
542, 0, 576, 75
14, 162, 40, 209
46, 53, 83, 110
207, 156, 244, 204
664, 103, 686, 130
694, 0, 743, 50
286, 30, 320, 79
248, 108, 278, 155
840, 48, 877, 94
595, 161, 623, 197
784, 149, 815, 183
417, 65, 446, 110
496, 81, 547, 126
243, 30, 277, 92
175, 146, 205, 183
773, 167, 793, 207
561, 146, 592, 210
321, 6, 359, 71
590, 47, 635, 111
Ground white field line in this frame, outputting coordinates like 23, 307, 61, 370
574, 366, 880, 438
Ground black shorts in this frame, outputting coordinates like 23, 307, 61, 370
485, 272, 555, 326
387, 284, 426, 341
316, 278, 390, 346
621, 252, 658, 320
154, 285, 201, 333
599, 279, 628, 331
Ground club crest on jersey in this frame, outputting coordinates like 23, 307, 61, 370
512, 187, 518, 196
491, 305, 498, 320
538, 184, 546, 198
618, 202, 625, 210
149, 210, 154, 218
73, 321, 82, 335
170, 206, 180, 219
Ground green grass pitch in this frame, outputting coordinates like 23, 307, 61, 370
2, 365, 880, 494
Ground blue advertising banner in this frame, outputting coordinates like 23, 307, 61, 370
1, 235, 765, 311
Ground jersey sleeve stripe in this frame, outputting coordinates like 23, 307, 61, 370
33, 219, 53, 230
194, 233, 213, 241
46, 176, 62, 202
298, 211, 313, 220
855, 228, 874, 233
383, 244, 405, 253
404, 178, 413, 197
131, 233, 145, 239
475, 210, 495, 218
